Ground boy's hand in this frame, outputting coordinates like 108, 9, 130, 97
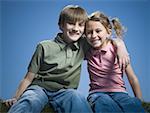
113, 38, 130, 70
117, 46, 130, 70
4, 98, 17, 107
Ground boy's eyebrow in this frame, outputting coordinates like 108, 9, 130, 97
79, 20, 86, 23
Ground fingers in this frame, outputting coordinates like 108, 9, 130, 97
4, 98, 17, 107
119, 58, 126, 71
119, 55, 130, 70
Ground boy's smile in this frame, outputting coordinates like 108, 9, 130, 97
61, 21, 85, 43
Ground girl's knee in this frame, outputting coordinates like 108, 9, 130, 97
88, 93, 114, 106
121, 98, 145, 112
96, 97, 115, 106
128, 97, 142, 106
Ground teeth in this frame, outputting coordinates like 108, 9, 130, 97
92, 40, 100, 43
95, 41, 100, 43
70, 33, 79, 35
92, 40, 101, 45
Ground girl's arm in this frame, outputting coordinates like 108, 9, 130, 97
5, 72, 35, 107
125, 64, 143, 100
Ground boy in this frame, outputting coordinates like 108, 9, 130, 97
5, 5, 129, 113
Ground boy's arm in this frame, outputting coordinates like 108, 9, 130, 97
125, 64, 143, 100
5, 72, 35, 107
112, 38, 130, 70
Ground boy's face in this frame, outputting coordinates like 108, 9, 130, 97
61, 20, 85, 43
85, 20, 109, 48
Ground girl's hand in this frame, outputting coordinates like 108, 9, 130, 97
4, 97, 17, 107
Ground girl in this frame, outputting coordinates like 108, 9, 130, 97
85, 11, 145, 113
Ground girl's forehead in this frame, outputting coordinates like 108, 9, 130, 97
86, 20, 102, 26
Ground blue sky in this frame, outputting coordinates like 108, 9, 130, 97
1, 0, 150, 102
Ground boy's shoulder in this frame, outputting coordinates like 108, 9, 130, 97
37, 39, 60, 54
38, 39, 58, 48
39, 40, 55, 46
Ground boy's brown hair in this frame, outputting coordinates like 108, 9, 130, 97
58, 5, 88, 28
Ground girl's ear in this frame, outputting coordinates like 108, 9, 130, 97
108, 28, 112, 34
107, 28, 112, 37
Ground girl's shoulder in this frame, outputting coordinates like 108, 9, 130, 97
108, 39, 117, 53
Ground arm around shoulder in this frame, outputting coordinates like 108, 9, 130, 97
112, 38, 130, 69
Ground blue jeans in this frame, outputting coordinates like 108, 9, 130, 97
87, 92, 145, 113
8, 85, 92, 113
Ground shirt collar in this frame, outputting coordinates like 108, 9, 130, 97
55, 33, 79, 50
91, 42, 111, 56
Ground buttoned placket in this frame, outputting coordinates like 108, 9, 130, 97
66, 46, 73, 65
93, 49, 106, 67
99, 50, 102, 67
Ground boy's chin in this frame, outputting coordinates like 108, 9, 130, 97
70, 37, 81, 42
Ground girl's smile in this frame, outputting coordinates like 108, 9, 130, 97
85, 20, 109, 48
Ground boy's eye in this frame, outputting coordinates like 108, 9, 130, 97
67, 21, 85, 26
79, 22, 85, 26
68, 22, 75, 25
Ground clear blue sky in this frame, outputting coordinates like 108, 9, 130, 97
1, 0, 150, 102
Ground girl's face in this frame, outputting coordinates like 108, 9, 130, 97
85, 20, 110, 48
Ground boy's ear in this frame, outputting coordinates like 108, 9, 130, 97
59, 25, 62, 31
59, 24, 63, 31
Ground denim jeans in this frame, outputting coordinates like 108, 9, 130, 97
87, 92, 145, 113
8, 85, 92, 113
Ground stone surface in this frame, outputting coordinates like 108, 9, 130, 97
0, 101, 150, 113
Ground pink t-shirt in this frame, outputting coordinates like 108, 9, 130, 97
86, 42, 127, 93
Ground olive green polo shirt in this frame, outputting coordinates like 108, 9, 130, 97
28, 33, 89, 91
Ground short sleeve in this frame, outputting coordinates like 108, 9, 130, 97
28, 44, 43, 74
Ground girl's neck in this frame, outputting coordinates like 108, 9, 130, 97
95, 38, 110, 50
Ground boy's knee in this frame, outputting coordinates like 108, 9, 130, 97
16, 87, 48, 109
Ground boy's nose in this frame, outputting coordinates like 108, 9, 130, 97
91, 31, 97, 38
73, 24, 79, 31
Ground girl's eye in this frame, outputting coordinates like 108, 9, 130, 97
96, 29, 102, 33
86, 31, 92, 35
